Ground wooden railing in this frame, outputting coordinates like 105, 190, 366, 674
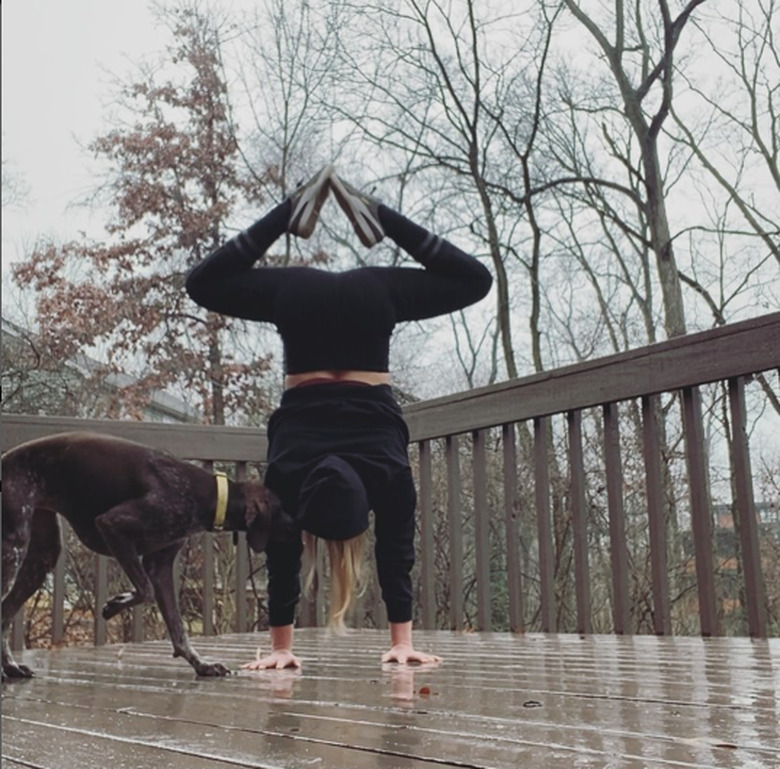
404, 312, 779, 638
3, 312, 779, 646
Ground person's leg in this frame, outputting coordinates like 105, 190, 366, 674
187, 164, 332, 292
232, 200, 291, 260
185, 200, 290, 301
378, 205, 441, 258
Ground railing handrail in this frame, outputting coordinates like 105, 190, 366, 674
0, 414, 268, 461
405, 312, 780, 440
3, 312, 778, 453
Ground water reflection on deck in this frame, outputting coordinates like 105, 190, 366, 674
2, 629, 779, 768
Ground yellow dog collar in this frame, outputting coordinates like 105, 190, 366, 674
214, 471, 229, 531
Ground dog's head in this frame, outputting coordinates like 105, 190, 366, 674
244, 482, 297, 553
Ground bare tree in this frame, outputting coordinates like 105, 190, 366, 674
322, 0, 559, 381
669, 0, 779, 304
560, 0, 709, 339
11, 4, 275, 425
1, 152, 30, 211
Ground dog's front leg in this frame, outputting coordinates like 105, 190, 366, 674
143, 545, 231, 677
2, 637, 33, 682
94, 505, 156, 619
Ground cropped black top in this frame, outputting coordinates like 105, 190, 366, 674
185, 201, 492, 373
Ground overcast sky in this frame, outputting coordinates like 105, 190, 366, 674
1, 2, 179, 269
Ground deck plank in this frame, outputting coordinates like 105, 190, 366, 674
3, 630, 778, 769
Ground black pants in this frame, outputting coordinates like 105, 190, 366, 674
263, 383, 416, 626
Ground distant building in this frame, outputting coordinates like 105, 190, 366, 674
2, 317, 200, 423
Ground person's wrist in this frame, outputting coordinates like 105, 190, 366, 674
389, 620, 413, 648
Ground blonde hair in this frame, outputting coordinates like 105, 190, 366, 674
302, 530, 368, 632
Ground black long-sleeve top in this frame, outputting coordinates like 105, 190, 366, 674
185, 202, 492, 373
185, 200, 492, 626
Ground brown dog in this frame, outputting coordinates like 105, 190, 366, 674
1, 432, 292, 679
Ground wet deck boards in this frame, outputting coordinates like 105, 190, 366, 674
2, 629, 779, 768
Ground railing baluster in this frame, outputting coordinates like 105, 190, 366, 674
642, 395, 671, 635
502, 423, 523, 633
201, 460, 215, 636
419, 439, 436, 629
603, 401, 630, 634
132, 604, 144, 643
568, 409, 591, 635
234, 532, 249, 633
11, 608, 25, 651
446, 435, 464, 631
202, 531, 215, 635
52, 527, 66, 646
473, 429, 491, 631
728, 376, 767, 638
534, 417, 556, 633
682, 386, 720, 637
95, 554, 108, 645
298, 584, 316, 627
310, 543, 327, 627
235, 462, 249, 633
297, 451, 316, 627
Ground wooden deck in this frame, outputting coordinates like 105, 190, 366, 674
2, 630, 779, 768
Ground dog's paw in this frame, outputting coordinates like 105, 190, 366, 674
102, 592, 137, 620
194, 661, 232, 677
2, 662, 34, 681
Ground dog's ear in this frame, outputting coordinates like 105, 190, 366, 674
244, 483, 273, 553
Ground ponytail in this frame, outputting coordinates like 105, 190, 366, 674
302, 530, 368, 632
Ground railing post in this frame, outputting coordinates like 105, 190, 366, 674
603, 402, 630, 634
728, 376, 767, 637
642, 395, 671, 635
568, 410, 591, 635
419, 439, 436, 629
682, 386, 720, 637
301, 544, 327, 627
446, 435, 464, 631
534, 417, 556, 633
502, 423, 523, 633
473, 429, 491, 632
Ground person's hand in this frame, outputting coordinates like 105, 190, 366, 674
382, 643, 442, 666
241, 648, 301, 670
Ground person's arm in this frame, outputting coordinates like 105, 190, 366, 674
241, 624, 301, 670
374, 473, 442, 665
382, 620, 442, 665
241, 533, 304, 670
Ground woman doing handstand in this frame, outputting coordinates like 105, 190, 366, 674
185, 165, 492, 669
